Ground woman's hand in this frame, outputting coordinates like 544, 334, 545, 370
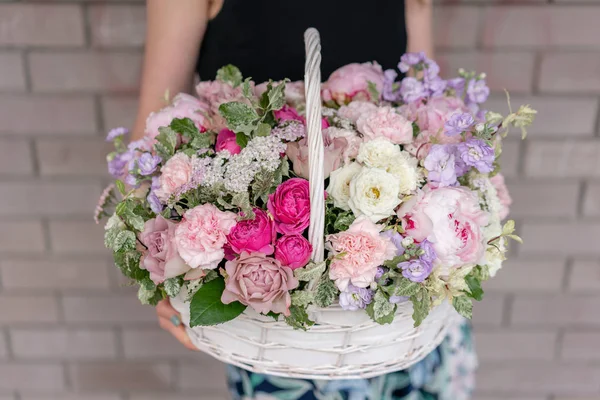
156, 298, 198, 351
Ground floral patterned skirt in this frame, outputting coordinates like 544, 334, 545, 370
226, 321, 477, 400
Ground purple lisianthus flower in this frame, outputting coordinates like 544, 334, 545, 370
457, 138, 495, 173
383, 69, 401, 102
424, 60, 440, 81
418, 240, 437, 264
107, 150, 134, 178
398, 52, 425, 73
447, 78, 465, 96
399, 259, 433, 283
423, 144, 458, 187
124, 173, 138, 187
375, 267, 386, 280
400, 77, 426, 103
147, 191, 164, 214
106, 127, 128, 142
151, 175, 160, 190
444, 112, 475, 137
467, 79, 490, 104
138, 153, 162, 176
339, 284, 374, 311
390, 295, 409, 304
380, 229, 405, 256
425, 76, 447, 98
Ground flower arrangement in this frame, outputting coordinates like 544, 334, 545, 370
97, 53, 535, 329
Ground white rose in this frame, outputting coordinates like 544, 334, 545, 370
327, 162, 362, 210
386, 150, 421, 195
348, 167, 401, 222
357, 137, 401, 168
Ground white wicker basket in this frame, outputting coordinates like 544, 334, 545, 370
170, 28, 457, 380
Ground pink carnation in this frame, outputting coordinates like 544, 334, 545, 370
490, 173, 512, 220
154, 153, 193, 202
326, 216, 397, 291
398, 187, 490, 270
215, 128, 241, 155
322, 62, 384, 105
274, 234, 312, 270
174, 204, 237, 270
227, 208, 275, 255
356, 106, 413, 145
337, 101, 378, 124
145, 93, 209, 139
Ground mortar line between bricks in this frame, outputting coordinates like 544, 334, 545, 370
555, 327, 565, 360
594, 96, 600, 137
501, 294, 514, 327
82, 2, 93, 48
2, 328, 13, 361
577, 181, 587, 218
532, 51, 543, 95
562, 257, 574, 292
21, 49, 32, 93
29, 139, 40, 177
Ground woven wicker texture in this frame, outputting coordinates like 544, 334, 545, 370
171, 28, 456, 380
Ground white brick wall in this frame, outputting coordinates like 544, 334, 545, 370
0, 1, 598, 399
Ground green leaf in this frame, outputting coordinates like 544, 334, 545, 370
155, 127, 178, 159
251, 169, 275, 202
411, 289, 431, 327
164, 277, 182, 297
189, 132, 215, 149
113, 230, 136, 252
367, 81, 380, 102
452, 296, 473, 319
366, 289, 396, 325
189, 277, 246, 327
264, 80, 287, 112
290, 290, 314, 307
392, 278, 421, 297
219, 101, 259, 135
383, 255, 405, 269
170, 117, 199, 138
235, 132, 249, 149
333, 211, 355, 232
266, 311, 280, 321
464, 274, 484, 301
293, 261, 326, 282
284, 304, 314, 331
255, 122, 271, 137
314, 276, 338, 308
231, 192, 253, 219
115, 180, 126, 196
114, 250, 147, 281
216, 65, 243, 87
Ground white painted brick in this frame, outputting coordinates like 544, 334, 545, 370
68, 362, 172, 390
583, 183, 600, 216
521, 223, 600, 256
525, 140, 600, 178
48, 220, 109, 254
0, 139, 33, 175
476, 397, 546, 400
177, 356, 228, 391
512, 295, 600, 327
540, 52, 600, 93
21, 396, 121, 400
0, 52, 25, 91
88, 5, 146, 47
0, 295, 59, 324
506, 181, 579, 218
499, 140, 520, 178
561, 331, 600, 360
0, 333, 6, 360
0, 364, 65, 391
434, 6, 481, 49
0, 220, 45, 253
485, 258, 565, 292
101, 96, 138, 130
474, 330, 556, 361
62, 294, 156, 323
122, 329, 198, 359
36, 139, 112, 177
569, 260, 600, 292
473, 294, 505, 327
11, 328, 117, 359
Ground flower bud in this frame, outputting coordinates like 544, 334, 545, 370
401, 237, 414, 247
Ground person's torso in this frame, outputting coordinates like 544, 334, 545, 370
197, 0, 407, 82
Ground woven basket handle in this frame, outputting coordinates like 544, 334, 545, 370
304, 28, 325, 264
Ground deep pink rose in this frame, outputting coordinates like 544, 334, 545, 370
398, 187, 490, 269
274, 234, 312, 270
145, 93, 209, 139
221, 252, 299, 316
215, 128, 241, 155
490, 173, 512, 220
227, 208, 275, 255
174, 204, 237, 270
139, 216, 190, 284
356, 106, 413, 144
286, 131, 345, 180
322, 62, 384, 105
267, 178, 311, 235
274, 105, 303, 123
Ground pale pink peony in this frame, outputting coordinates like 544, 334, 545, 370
286, 130, 345, 180
145, 93, 209, 139
174, 204, 237, 270
326, 216, 397, 291
356, 106, 413, 144
221, 252, 299, 316
322, 62, 384, 105
274, 234, 312, 270
196, 80, 247, 130
215, 128, 241, 155
490, 173, 512, 220
337, 101, 378, 124
154, 153, 193, 202
398, 187, 490, 269
227, 208, 275, 255
139, 216, 190, 284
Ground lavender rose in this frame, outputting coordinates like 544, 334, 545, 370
139, 216, 190, 284
221, 252, 299, 316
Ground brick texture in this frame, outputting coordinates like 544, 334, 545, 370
0, 2, 598, 400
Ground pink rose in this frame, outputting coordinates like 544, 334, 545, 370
337, 101, 378, 124
398, 187, 490, 269
322, 62, 384, 105
145, 93, 209, 139
356, 106, 413, 144
139, 216, 190, 284
267, 178, 311, 235
215, 128, 241, 155
221, 252, 299, 316
227, 208, 275, 255
154, 153, 193, 202
490, 173, 512, 220
274, 234, 312, 270
286, 131, 345, 180
324, 127, 363, 162
196, 80, 247, 130
274, 105, 303, 123
174, 204, 237, 269
326, 216, 397, 291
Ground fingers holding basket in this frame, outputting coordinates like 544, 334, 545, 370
156, 299, 199, 351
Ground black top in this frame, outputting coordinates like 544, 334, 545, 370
197, 0, 407, 82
